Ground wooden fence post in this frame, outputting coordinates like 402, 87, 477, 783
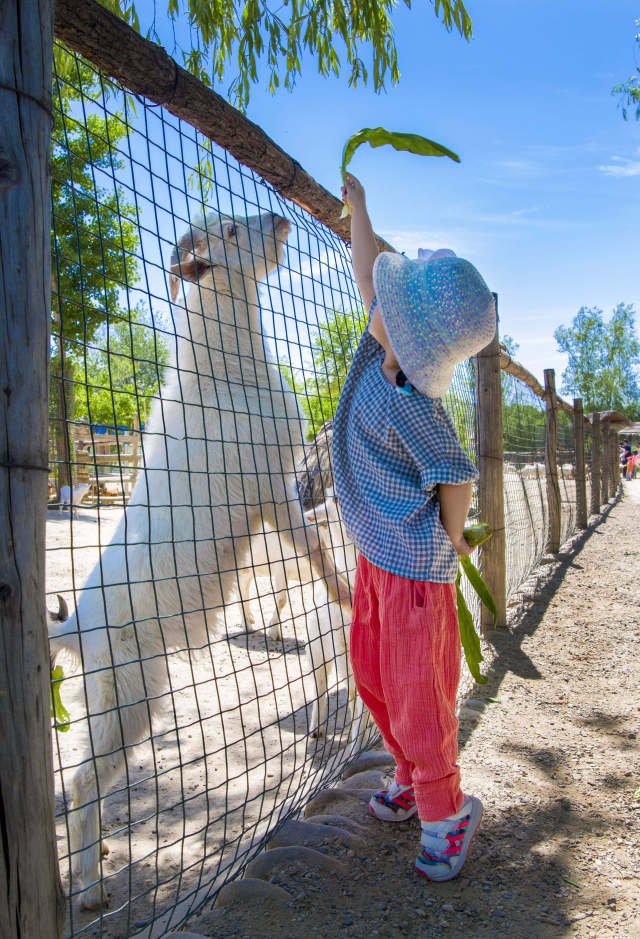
544, 369, 562, 553
610, 432, 619, 498
0, 2, 65, 936
601, 422, 610, 505
475, 297, 506, 633
573, 399, 587, 529
590, 412, 601, 515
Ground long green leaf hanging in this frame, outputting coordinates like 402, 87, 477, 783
455, 522, 496, 684
340, 127, 461, 217
50, 665, 70, 732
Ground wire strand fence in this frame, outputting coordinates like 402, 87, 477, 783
46, 43, 611, 938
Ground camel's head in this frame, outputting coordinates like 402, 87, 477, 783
169, 211, 291, 302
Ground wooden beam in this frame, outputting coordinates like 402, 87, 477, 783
590, 412, 601, 515
53, 0, 394, 253
0, 1, 65, 935
573, 398, 587, 529
544, 369, 561, 553
475, 301, 506, 632
600, 423, 609, 506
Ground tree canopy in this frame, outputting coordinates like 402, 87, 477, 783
51, 47, 140, 351
612, 17, 640, 120
554, 304, 640, 419
99, 0, 472, 109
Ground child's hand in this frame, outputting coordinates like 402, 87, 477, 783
341, 173, 366, 214
452, 535, 475, 557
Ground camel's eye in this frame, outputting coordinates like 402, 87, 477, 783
224, 224, 236, 239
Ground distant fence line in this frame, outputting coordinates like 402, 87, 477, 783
1, 2, 627, 937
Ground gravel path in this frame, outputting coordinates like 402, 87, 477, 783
186, 481, 640, 938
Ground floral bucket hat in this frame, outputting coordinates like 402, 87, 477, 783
372, 249, 496, 398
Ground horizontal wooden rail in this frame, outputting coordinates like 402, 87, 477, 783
53, 0, 394, 253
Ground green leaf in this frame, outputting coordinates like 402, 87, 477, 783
340, 126, 461, 180
462, 521, 492, 548
456, 570, 487, 684
459, 555, 498, 627
50, 665, 71, 732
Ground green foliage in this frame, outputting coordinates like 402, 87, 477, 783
456, 524, 496, 683
52, 46, 140, 351
341, 126, 460, 178
340, 126, 460, 216
97, 0, 472, 110
50, 666, 70, 732
612, 18, 640, 120
554, 304, 640, 419
280, 307, 369, 437
77, 307, 170, 427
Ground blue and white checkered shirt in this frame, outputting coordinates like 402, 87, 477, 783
332, 306, 478, 583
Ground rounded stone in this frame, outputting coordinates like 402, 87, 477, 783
339, 769, 388, 790
246, 846, 346, 880
304, 813, 368, 835
214, 877, 292, 909
341, 750, 395, 779
303, 788, 371, 818
267, 819, 363, 850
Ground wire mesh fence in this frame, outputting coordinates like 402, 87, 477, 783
45, 42, 598, 938
502, 372, 548, 600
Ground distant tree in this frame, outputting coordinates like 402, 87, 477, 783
280, 308, 368, 437
613, 18, 640, 120
98, 0, 471, 109
77, 306, 170, 428
501, 334, 520, 357
554, 304, 640, 419
50, 47, 141, 489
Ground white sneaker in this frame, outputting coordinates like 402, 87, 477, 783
415, 795, 483, 882
368, 781, 418, 822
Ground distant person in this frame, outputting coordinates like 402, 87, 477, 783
334, 172, 496, 883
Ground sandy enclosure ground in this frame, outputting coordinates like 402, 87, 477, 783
187, 480, 640, 939
46, 470, 581, 937
47, 506, 373, 938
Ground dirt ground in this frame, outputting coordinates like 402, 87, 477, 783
184, 481, 640, 939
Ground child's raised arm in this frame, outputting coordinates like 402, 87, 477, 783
342, 174, 379, 311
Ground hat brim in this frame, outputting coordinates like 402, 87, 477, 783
372, 251, 495, 398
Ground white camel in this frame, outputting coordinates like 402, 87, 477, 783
49, 209, 351, 909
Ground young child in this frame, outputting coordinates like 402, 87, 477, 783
333, 174, 496, 882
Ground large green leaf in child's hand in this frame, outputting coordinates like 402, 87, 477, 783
459, 554, 498, 627
50, 665, 71, 732
340, 127, 461, 217
455, 570, 488, 684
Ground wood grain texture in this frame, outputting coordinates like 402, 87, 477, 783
0, 1, 65, 935
573, 399, 587, 530
590, 412, 602, 516
475, 308, 506, 633
544, 370, 561, 554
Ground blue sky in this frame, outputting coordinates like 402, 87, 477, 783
142, 0, 640, 390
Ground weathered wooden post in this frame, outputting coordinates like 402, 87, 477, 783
610, 432, 620, 498
601, 422, 610, 505
544, 369, 562, 553
573, 399, 587, 529
475, 295, 506, 633
590, 412, 601, 514
0, 2, 64, 936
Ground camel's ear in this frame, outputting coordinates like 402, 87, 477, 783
169, 225, 211, 302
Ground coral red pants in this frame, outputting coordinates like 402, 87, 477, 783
350, 554, 463, 821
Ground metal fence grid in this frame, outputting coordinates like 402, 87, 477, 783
47, 46, 489, 937
46, 42, 592, 938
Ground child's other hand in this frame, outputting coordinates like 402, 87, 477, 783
341, 173, 366, 214
452, 535, 474, 557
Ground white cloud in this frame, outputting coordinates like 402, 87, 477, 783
599, 149, 640, 177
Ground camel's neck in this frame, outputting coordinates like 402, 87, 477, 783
176, 268, 274, 385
